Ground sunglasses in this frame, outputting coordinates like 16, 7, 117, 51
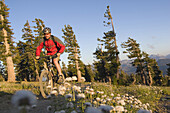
44, 33, 51, 35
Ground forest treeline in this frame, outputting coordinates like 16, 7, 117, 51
0, 1, 169, 86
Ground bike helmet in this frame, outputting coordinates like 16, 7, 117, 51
43, 27, 51, 33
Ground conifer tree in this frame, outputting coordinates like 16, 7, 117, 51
121, 37, 146, 84
32, 18, 45, 46
103, 6, 120, 79
61, 61, 68, 77
62, 25, 83, 82
32, 18, 45, 75
15, 20, 36, 81
142, 52, 155, 86
166, 63, 170, 86
15, 41, 29, 81
84, 64, 95, 82
152, 61, 164, 86
0, 0, 15, 82
94, 6, 120, 84
93, 45, 109, 82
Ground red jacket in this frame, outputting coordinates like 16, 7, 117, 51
36, 35, 65, 56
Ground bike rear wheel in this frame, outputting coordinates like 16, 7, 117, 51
39, 70, 54, 98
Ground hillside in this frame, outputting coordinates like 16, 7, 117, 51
121, 54, 170, 75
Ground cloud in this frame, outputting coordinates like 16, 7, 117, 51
147, 44, 155, 49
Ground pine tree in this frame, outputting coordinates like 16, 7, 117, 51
32, 18, 45, 46
15, 20, 37, 81
121, 37, 146, 84
103, 6, 120, 79
84, 64, 95, 82
62, 25, 83, 82
93, 44, 110, 82
15, 41, 29, 81
32, 18, 46, 75
142, 52, 155, 86
166, 63, 170, 86
152, 61, 163, 86
61, 61, 68, 77
0, 0, 15, 82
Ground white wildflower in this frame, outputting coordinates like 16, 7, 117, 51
125, 94, 129, 97
117, 94, 120, 97
50, 90, 58, 95
136, 99, 142, 105
72, 76, 77, 81
53, 87, 58, 90
100, 91, 104, 94
111, 93, 114, 96
89, 88, 94, 92
115, 106, 124, 112
117, 100, 126, 106
80, 77, 86, 82
85, 86, 90, 90
77, 93, 85, 99
134, 105, 139, 108
65, 77, 72, 82
11, 90, 37, 108
101, 95, 107, 98
47, 85, 51, 88
64, 82, 71, 87
106, 97, 112, 101
75, 86, 81, 92
146, 103, 150, 107
58, 85, 66, 95
96, 97, 101, 101
102, 99, 106, 104
93, 101, 97, 105
142, 104, 148, 110
114, 96, 121, 100
90, 92, 95, 95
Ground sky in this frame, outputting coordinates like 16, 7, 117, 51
5, 0, 170, 65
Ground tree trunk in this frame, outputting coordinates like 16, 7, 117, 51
3, 26, 16, 82
0, 1, 15, 82
111, 14, 119, 80
148, 65, 153, 86
75, 46, 81, 82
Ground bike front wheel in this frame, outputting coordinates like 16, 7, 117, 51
39, 70, 54, 98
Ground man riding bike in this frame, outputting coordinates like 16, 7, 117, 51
36, 27, 65, 83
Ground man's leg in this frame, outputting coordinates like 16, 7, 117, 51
53, 57, 62, 75
53, 57, 65, 84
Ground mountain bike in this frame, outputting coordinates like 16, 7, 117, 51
37, 55, 64, 98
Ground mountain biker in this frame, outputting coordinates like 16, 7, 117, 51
36, 27, 65, 83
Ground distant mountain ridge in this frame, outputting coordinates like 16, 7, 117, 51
120, 54, 170, 75
149, 54, 170, 61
